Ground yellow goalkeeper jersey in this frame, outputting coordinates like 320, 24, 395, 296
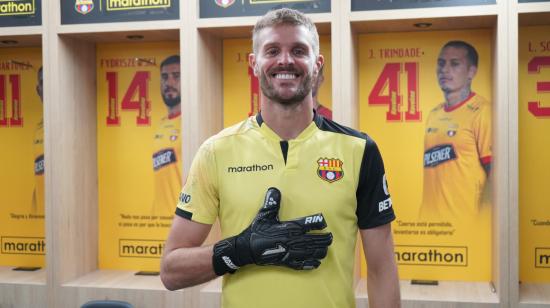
32, 119, 44, 214
420, 93, 492, 221
177, 112, 395, 308
151, 112, 181, 216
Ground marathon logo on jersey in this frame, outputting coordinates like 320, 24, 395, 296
215, 0, 235, 8
227, 164, 274, 173
153, 148, 177, 171
424, 144, 457, 168
317, 158, 344, 183
75, 0, 94, 14
34, 154, 44, 175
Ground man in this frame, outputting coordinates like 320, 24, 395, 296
312, 65, 332, 119
161, 9, 400, 308
32, 66, 44, 214
151, 55, 182, 216
420, 41, 492, 221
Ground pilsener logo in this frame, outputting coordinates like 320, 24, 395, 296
107, 0, 170, 11
535, 248, 550, 268
394, 245, 467, 266
227, 164, 273, 173
119, 239, 164, 258
1, 237, 45, 255
424, 144, 457, 168
0, 0, 35, 16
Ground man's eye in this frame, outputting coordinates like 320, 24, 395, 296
266, 48, 278, 56
293, 48, 305, 56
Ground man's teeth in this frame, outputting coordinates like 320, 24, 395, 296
275, 73, 297, 79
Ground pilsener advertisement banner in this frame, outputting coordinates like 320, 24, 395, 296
519, 26, 550, 283
0, 47, 44, 267
359, 30, 493, 281
97, 42, 180, 271
223, 35, 332, 127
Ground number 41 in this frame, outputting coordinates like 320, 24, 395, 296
368, 62, 421, 121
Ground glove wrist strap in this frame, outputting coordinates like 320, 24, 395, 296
212, 237, 239, 276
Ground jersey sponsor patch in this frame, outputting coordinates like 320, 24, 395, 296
34, 154, 44, 175
424, 144, 457, 168
153, 148, 177, 171
317, 158, 344, 183
227, 164, 274, 173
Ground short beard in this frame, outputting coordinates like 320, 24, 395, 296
259, 71, 313, 106
162, 95, 180, 108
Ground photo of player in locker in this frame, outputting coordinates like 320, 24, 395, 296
419, 40, 492, 221
151, 55, 182, 216
32, 66, 44, 214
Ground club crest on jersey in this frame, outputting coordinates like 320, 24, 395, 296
75, 0, 94, 14
317, 158, 344, 183
215, 0, 235, 8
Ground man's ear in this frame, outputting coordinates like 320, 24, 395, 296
468, 65, 478, 81
249, 53, 259, 76
315, 55, 325, 77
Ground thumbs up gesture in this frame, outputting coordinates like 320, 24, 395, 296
212, 188, 333, 275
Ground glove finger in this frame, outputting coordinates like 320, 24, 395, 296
290, 232, 333, 248
283, 213, 327, 232
256, 187, 281, 220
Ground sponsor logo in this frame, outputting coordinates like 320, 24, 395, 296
119, 239, 164, 258
153, 148, 177, 170
378, 197, 392, 212
317, 158, 344, 183
75, 0, 94, 15
34, 154, 44, 175
424, 144, 457, 168
262, 244, 286, 256
0, 0, 35, 16
179, 192, 191, 204
394, 245, 467, 266
106, 0, 171, 11
215, 0, 235, 8
535, 248, 550, 268
1, 237, 45, 255
426, 127, 438, 133
227, 164, 274, 173
222, 256, 239, 269
304, 215, 323, 224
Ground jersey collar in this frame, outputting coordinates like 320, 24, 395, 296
255, 110, 322, 142
444, 92, 475, 112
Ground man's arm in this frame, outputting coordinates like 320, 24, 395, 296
160, 215, 216, 290
361, 223, 401, 308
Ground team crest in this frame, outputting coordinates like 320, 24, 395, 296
317, 158, 344, 183
75, 0, 94, 15
215, 0, 236, 8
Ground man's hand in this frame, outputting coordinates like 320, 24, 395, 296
212, 187, 333, 275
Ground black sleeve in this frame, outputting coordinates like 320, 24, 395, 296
356, 137, 396, 229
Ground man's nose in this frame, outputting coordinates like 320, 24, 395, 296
277, 51, 294, 66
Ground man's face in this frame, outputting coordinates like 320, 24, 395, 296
160, 62, 181, 108
36, 69, 43, 103
250, 24, 322, 106
437, 46, 477, 94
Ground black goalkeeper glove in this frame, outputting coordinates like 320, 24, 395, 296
212, 187, 333, 275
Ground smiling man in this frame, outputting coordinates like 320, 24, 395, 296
420, 41, 492, 220
160, 8, 400, 308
